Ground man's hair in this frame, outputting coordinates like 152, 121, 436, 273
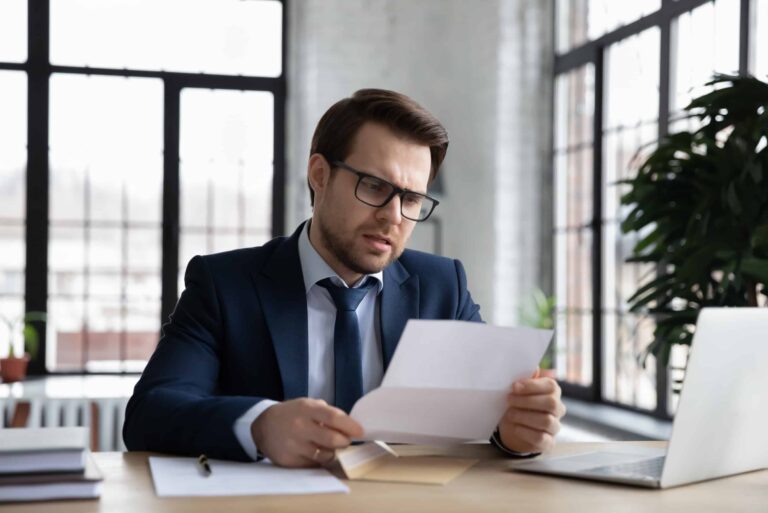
308, 88, 449, 206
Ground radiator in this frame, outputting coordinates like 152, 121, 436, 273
0, 397, 129, 451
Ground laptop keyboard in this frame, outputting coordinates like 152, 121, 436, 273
586, 456, 665, 480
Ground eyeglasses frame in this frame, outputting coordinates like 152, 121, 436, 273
329, 160, 440, 222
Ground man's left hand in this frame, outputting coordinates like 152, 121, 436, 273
498, 370, 566, 454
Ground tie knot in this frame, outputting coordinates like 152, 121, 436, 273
318, 278, 374, 312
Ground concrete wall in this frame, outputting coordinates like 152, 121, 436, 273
286, 0, 554, 325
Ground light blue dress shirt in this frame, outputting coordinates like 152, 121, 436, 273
232, 221, 384, 460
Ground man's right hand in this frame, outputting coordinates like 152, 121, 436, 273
250, 398, 364, 467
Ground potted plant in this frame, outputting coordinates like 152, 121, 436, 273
519, 288, 557, 377
620, 74, 768, 373
0, 312, 46, 383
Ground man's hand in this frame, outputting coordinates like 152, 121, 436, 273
251, 398, 363, 467
498, 370, 566, 454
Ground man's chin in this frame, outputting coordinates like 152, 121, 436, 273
347, 251, 398, 276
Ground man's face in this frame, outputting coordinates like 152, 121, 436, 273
309, 122, 432, 282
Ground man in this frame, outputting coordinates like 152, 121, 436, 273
124, 89, 566, 467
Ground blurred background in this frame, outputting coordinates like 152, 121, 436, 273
1, 0, 766, 444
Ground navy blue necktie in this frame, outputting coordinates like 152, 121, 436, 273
318, 277, 375, 413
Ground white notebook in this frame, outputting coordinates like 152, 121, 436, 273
0, 427, 89, 474
0, 452, 102, 503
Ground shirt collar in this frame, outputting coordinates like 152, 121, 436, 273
297, 220, 384, 294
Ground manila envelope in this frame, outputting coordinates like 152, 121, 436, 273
335, 441, 477, 485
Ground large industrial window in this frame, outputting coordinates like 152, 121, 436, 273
0, 1, 285, 373
553, 0, 755, 418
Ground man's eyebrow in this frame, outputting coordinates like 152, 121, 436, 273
351, 162, 429, 195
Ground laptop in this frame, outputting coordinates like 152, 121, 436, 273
514, 307, 768, 488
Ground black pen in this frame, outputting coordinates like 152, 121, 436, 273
197, 454, 212, 477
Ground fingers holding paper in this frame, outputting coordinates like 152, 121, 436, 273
498, 372, 566, 454
250, 398, 364, 468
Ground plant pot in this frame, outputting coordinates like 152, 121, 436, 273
0, 354, 30, 383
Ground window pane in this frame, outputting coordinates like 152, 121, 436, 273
0, 0, 27, 63
554, 65, 595, 386
753, 0, 768, 78
586, 0, 661, 41
554, 149, 593, 230
0, 72, 26, 223
49, 74, 163, 372
51, 0, 282, 77
554, 230, 593, 386
556, 0, 589, 54
179, 88, 274, 290
123, 301, 160, 372
554, 65, 594, 150
50, 75, 163, 223
0, 71, 26, 358
671, 0, 740, 131
602, 30, 659, 409
603, 312, 657, 408
556, 0, 660, 53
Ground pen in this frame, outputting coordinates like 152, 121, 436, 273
197, 454, 212, 477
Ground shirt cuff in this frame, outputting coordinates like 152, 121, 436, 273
490, 427, 541, 459
233, 399, 279, 461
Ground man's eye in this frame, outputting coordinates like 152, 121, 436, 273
362, 179, 385, 192
403, 194, 423, 206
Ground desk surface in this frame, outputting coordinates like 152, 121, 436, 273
2, 442, 766, 513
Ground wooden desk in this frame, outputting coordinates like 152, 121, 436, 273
2, 442, 766, 513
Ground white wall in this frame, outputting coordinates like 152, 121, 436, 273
286, 0, 554, 325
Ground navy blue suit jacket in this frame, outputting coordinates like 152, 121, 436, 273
123, 223, 482, 460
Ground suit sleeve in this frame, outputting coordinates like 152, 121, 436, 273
123, 256, 266, 461
453, 259, 482, 322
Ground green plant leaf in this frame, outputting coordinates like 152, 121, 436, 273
751, 225, 768, 254
741, 258, 768, 284
22, 324, 39, 359
626, 274, 674, 303
726, 182, 742, 215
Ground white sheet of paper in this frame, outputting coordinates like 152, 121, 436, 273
148, 457, 349, 497
351, 320, 553, 444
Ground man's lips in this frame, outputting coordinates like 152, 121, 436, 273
363, 234, 393, 250
364, 234, 392, 245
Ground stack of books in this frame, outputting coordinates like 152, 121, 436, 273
0, 427, 103, 503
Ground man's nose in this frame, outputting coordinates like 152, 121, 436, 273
376, 194, 403, 225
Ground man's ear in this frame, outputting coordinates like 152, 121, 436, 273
308, 153, 331, 202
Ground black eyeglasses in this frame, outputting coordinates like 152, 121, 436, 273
330, 161, 439, 222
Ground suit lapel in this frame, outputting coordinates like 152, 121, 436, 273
380, 260, 419, 370
251, 224, 309, 400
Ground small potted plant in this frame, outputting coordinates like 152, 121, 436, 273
0, 312, 46, 383
519, 288, 557, 377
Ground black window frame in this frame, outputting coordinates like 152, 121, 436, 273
0, 0, 287, 375
553, 0, 754, 419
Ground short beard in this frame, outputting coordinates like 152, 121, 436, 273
316, 216, 400, 276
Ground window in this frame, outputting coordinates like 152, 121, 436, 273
554, 0, 753, 416
48, 75, 163, 372
0, 1, 285, 374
